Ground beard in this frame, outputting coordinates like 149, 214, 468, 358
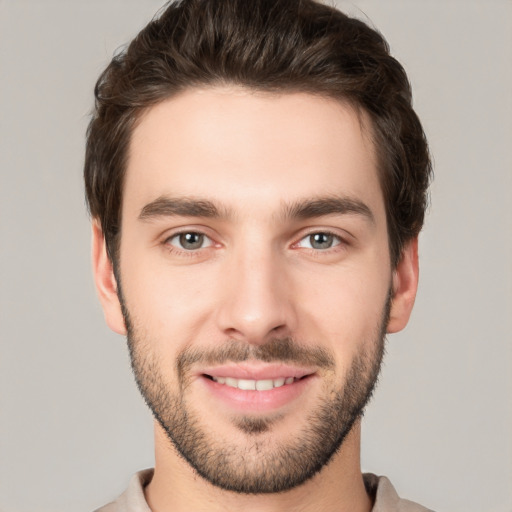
120, 289, 390, 495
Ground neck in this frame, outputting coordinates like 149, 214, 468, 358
145, 420, 372, 512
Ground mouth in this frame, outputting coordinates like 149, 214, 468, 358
204, 374, 307, 391
197, 364, 317, 413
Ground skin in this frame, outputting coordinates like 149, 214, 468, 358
92, 87, 419, 512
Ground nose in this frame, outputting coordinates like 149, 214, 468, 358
215, 243, 297, 345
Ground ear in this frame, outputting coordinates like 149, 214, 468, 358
91, 220, 127, 335
387, 237, 419, 334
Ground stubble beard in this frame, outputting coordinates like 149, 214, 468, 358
121, 293, 390, 494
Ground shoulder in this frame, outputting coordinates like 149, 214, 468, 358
364, 473, 435, 512
94, 469, 154, 512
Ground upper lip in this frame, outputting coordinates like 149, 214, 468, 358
199, 363, 316, 381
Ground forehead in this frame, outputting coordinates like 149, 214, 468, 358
124, 87, 383, 220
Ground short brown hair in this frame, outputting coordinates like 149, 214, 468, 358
84, 0, 432, 266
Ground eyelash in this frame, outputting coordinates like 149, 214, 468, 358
163, 231, 215, 255
162, 229, 349, 257
292, 230, 348, 255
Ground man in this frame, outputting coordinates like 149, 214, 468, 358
85, 0, 433, 510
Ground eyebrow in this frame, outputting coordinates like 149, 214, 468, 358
280, 196, 375, 224
138, 194, 374, 224
139, 196, 228, 221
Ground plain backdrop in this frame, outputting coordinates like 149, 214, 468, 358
0, 1, 511, 511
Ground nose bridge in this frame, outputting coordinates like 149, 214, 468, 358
216, 233, 294, 343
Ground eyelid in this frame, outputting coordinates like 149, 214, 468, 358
159, 225, 352, 255
296, 232, 341, 249
161, 226, 220, 254
292, 227, 352, 248
167, 232, 213, 249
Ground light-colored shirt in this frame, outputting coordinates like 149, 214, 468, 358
95, 469, 434, 512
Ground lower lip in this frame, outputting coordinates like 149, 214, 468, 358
200, 375, 315, 413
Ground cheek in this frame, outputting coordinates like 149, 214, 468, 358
120, 254, 218, 348
293, 264, 390, 356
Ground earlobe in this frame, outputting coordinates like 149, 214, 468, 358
91, 221, 127, 335
387, 237, 419, 334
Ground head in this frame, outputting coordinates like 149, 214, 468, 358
85, 0, 431, 495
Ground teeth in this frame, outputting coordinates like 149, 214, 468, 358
211, 376, 298, 390
225, 377, 237, 388
273, 378, 285, 388
238, 379, 256, 390
256, 379, 274, 391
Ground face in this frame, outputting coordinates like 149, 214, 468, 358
94, 87, 418, 494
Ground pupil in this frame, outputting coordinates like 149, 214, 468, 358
180, 232, 203, 249
311, 233, 332, 249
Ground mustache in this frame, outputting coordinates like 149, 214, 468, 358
176, 337, 335, 376
176, 337, 335, 377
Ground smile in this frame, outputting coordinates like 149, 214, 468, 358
199, 368, 316, 413
208, 376, 298, 391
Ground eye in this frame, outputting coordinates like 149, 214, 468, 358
167, 232, 213, 251
296, 232, 341, 250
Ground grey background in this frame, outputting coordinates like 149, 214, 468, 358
0, 0, 511, 511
